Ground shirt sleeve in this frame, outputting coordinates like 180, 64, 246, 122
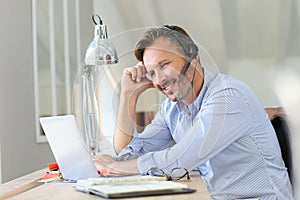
137, 84, 264, 174
116, 105, 176, 161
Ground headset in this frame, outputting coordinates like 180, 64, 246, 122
162, 25, 198, 83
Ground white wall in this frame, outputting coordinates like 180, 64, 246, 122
0, 0, 53, 183
0, 144, 2, 183
0, 0, 93, 183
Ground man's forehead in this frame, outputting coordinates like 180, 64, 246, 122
143, 47, 184, 65
143, 49, 177, 65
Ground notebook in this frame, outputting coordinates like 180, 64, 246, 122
75, 180, 196, 198
40, 115, 99, 181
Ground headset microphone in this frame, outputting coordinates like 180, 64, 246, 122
177, 52, 197, 84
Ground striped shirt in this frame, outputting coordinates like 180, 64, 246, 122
117, 68, 293, 199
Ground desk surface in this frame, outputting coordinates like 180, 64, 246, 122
1, 169, 210, 200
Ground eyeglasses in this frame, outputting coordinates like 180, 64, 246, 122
146, 167, 190, 181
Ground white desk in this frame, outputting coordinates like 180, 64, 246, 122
0, 169, 211, 200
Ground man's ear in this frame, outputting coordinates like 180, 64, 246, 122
195, 54, 200, 64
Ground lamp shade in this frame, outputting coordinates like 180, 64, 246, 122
85, 24, 118, 65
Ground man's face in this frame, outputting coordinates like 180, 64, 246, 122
143, 37, 192, 102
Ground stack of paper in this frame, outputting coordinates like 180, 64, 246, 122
74, 175, 196, 198
77, 175, 166, 187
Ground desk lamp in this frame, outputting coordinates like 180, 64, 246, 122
82, 13, 118, 155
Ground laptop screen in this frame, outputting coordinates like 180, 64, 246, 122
40, 115, 99, 180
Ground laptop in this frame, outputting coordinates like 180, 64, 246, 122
40, 115, 99, 181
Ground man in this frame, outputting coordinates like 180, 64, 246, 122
93, 25, 293, 199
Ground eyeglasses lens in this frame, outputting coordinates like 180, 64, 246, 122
171, 168, 189, 180
147, 168, 165, 177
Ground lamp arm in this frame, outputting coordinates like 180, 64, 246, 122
82, 65, 99, 155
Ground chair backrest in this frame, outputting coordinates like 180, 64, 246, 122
271, 115, 293, 186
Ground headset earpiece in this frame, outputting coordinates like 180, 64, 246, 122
162, 25, 198, 58
183, 43, 198, 58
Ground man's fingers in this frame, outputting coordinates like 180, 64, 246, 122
134, 66, 143, 82
135, 62, 147, 79
124, 67, 137, 80
124, 62, 147, 82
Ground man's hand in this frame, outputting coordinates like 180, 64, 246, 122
93, 154, 120, 175
93, 154, 139, 175
121, 62, 154, 96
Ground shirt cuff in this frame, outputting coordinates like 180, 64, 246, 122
115, 133, 144, 161
137, 152, 156, 175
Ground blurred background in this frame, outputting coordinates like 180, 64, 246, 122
0, 0, 299, 197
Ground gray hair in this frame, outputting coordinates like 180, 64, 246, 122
134, 25, 198, 61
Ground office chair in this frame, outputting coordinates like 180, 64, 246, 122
271, 115, 293, 186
